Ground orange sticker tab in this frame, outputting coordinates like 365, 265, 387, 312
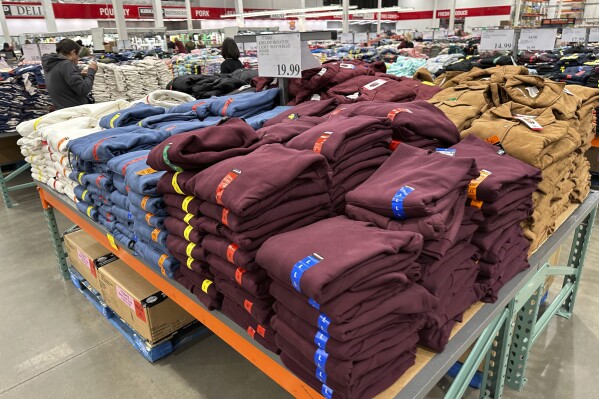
145, 213, 153, 224
235, 267, 246, 285
151, 228, 160, 242
387, 108, 413, 121
227, 243, 239, 263
158, 254, 168, 275
222, 208, 230, 226
135, 167, 157, 175
215, 170, 241, 205
243, 299, 253, 314
56, 137, 67, 152
256, 324, 266, 338
468, 169, 492, 201
470, 199, 484, 209
247, 326, 256, 339
140, 196, 149, 210
313, 132, 332, 154
485, 135, 501, 145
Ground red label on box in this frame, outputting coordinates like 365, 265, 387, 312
134, 300, 146, 322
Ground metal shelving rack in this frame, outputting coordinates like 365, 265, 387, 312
36, 183, 598, 399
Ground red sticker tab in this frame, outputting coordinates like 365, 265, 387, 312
221, 98, 235, 116
134, 300, 147, 322
328, 108, 344, 118
226, 243, 238, 263
235, 267, 246, 285
387, 108, 413, 121
121, 155, 148, 175
92, 136, 114, 161
313, 132, 332, 154
95, 175, 103, 188
256, 324, 266, 338
89, 261, 97, 278
215, 169, 241, 205
222, 208, 230, 226
191, 101, 206, 112
243, 299, 253, 314
247, 326, 256, 339
389, 140, 401, 151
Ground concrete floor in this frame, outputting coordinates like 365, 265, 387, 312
1, 183, 598, 399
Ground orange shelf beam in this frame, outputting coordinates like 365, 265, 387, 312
592, 136, 599, 148
38, 186, 322, 399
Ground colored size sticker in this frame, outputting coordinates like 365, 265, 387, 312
435, 148, 456, 156
187, 257, 194, 269
256, 325, 266, 338
171, 172, 184, 194
290, 253, 324, 293
314, 348, 329, 370
227, 243, 239, 263
182, 196, 194, 213
321, 384, 333, 399
318, 313, 331, 334
201, 279, 213, 293
145, 213, 153, 224
162, 144, 183, 172
247, 326, 256, 339
186, 242, 196, 258
316, 368, 327, 384
313, 132, 332, 154
158, 254, 168, 276
215, 169, 241, 205
135, 167, 157, 175
244, 299, 253, 314
391, 186, 415, 220
140, 197, 149, 211
235, 267, 246, 285
151, 228, 160, 242
308, 298, 320, 310
468, 169, 492, 201
183, 225, 193, 241
221, 208, 230, 226
314, 331, 329, 351
184, 213, 193, 224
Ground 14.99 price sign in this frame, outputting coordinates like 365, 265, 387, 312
257, 33, 303, 78
479, 29, 514, 51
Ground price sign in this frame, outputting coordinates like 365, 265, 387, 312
369, 32, 378, 40
340, 33, 354, 44
38, 43, 55, 56
257, 33, 302, 78
355, 32, 368, 43
590, 28, 599, 42
518, 29, 557, 51
480, 29, 514, 51
423, 31, 433, 40
244, 42, 258, 52
22, 44, 41, 62
562, 28, 586, 43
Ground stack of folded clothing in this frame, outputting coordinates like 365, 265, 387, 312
168, 143, 332, 351
449, 136, 542, 303
98, 103, 165, 129
148, 118, 263, 310
345, 144, 483, 351
285, 115, 393, 213
257, 216, 439, 399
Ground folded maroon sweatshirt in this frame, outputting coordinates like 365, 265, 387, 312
216, 280, 274, 324
472, 223, 525, 264
147, 118, 260, 171
258, 116, 326, 144
207, 253, 271, 298
328, 100, 460, 146
285, 115, 392, 163
166, 234, 206, 261
164, 217, 203, 244
257, 216, 423, 304
185, 144, 331, 217
173, 269, 221, 310
221, 297, 279, 353
262, 98, 339, 127
157, 171, 195, 195
345, 144, 479, 219
327, 75, 418, 104
165, 206, 198, 226
450, 135, 541, 203
163, 193, 202, 216
201, 234, 259, 270
170, 250, 211, 276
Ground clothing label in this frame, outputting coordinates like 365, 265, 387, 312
171, 172, 184, 195
185, 242, 196, 258
362, 79, 387, 90
387, 108, 413, 121
563, 88, 574, 96
391, 186, 415, 220
313, 132, 332, 154
314, 331, 329, 351
287, 113, 297, 120
106, 233, 118, 250
162, 144, 183, 172
140, 197, 149, 211
256, 324, 266, 338
135, 167, 157, 175
311, 94, 321, 101
317, 68, 327, 76
247, 326, 256, 339
227, 243, 239, 263
201, 279, 212, 294
290, 253, 324, 293
183, 225, 193, 241
435, 148, 456, 156
215, 169, 241, 205
235, 267, 246, 285
109, 113, 121, 128
221, 208, 230, 226
314, 348, 329, 370
316, 367, 327, 384
468, 169, 492, 201
345, 92, 359, 99
182, 196, 194, 213
134, 300, 146, 322
151, 228, 160, 242
308, 298, 320, 310
321, 384, 333, 399
339, 63, 356, 69
485, 136, 507, 155
514, 114, 543, 130
318, 313, 331, 334
525, 86, 540, 98
186, 257, 194, 269
243, 299, 253, 314
116, 285, 135, 310
92, 136, 115, 161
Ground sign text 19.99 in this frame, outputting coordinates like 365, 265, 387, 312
276, 63, 301, 77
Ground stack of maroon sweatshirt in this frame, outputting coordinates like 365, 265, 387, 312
181, 144, 333, 353
148, 118, 262, 310
449, 136, 542, 303
257, 216, 438, 399
345, 144, 485, 351
285, 115, 393, 214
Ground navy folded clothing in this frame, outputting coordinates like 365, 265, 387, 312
135, 239, 179, 278
208, 88, 279, 118
244, 106, 292, 129
99, 103, 165, 129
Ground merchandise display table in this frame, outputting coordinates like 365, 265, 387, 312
37, 184, 599, 399
0, 132, 35, 208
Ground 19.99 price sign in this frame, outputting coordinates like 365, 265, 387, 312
257, 33, 303, 78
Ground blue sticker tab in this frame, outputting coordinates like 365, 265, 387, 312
316, 367, 327, 384
308, 298, 320, 310
391, 186, 415, 220
318, 313, 331, 334
314, 348, 329, 370
435, 148, 456, 156
314, 330, 329, 351
290, 253, 323, 293
321, 384, 333, 399
127, 212, 133, 221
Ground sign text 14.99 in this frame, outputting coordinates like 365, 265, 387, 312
276, 63, 301, 77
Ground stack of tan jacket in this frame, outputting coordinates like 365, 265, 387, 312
454, 74, 596, 250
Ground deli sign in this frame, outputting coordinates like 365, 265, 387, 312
3, 4, 44, 17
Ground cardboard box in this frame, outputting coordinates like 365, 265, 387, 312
98, 261, 195, 344
64, 229, 117, 292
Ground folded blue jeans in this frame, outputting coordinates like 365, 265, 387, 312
134, 239, 179, 279
128, 191, 167, 216
76, 201, 98, 221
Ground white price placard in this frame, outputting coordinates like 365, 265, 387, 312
423, 31, 433, 40
589, 28, 599, 42
480, 29, 514, 51
257, 33, 302, 78
518, 29, 557, 51
340, 33, 354, 44
38, 43, 55, 56
244, 42, 258, 52
22, 44, 41, 62
562, 28, 586, 43
355, 32, 368, 43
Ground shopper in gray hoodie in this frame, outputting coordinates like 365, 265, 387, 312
42, 38, 98, 110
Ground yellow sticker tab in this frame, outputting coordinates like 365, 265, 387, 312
186, 257, 194, 269
106, 233, 118, 250
183, 213, 193, 224
135, 167, 158, 175
86, 206, 93, 218
78, 172, 85, 184
182, 196, 194, 213
184, 225, 193, 241
33, 117, 43, 130
422, 81, 436, 86
186, 242, 196, 258
201, 279, 213, 294
172, 172, 184, 195
81, 190, 88, 202
109, 113, 121, 128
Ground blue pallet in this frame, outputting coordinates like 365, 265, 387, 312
69, 267, 210, 362
446, 362, 483, 389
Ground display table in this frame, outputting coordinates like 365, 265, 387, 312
36, 184, 599, 399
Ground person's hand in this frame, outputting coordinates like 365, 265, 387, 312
88, 61, 98, 71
